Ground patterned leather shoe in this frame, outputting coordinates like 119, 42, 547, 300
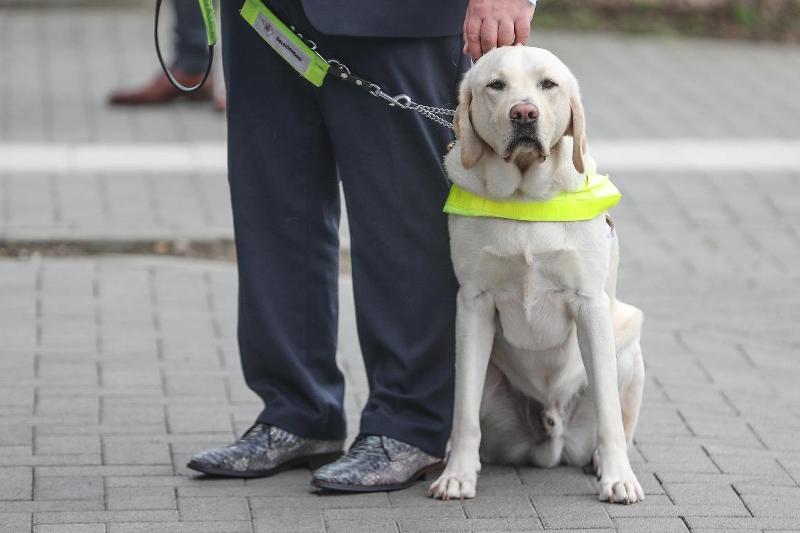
187, 424, 343, 478
311, 434, 444, 492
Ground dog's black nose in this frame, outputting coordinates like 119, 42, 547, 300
510, 103, 539, 124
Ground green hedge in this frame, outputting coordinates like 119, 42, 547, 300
535, 0, 800, 41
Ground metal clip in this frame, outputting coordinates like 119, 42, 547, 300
369, 87, 415, 109
327, 59, 350, 75
391, 94, 413, 109
370, 85, 400, 106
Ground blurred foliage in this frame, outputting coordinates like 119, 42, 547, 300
534, 0, 800, 41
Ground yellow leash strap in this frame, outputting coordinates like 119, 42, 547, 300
443, 172, 621, 222
240, 0, 330, 87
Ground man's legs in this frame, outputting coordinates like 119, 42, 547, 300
193, 0, 466, 485
109, 0, 214, 104
221, 0, 346, 441
173, 0, 211, 74
320, 35, 469, 457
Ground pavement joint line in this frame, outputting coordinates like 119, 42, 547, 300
1, 140, 800, 173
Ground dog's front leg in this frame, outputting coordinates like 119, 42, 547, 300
428, 288, 495, 500
571, 293, 644, 504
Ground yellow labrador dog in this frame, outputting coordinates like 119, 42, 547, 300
428, 46, 645, 504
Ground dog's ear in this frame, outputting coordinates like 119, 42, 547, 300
454, 78, 485, 169
567, 91, 587, 175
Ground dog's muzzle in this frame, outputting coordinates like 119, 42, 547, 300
505, 123, 545, 158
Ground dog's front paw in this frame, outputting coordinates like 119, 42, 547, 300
427, 458, 479, 500
596, 454, 644, 505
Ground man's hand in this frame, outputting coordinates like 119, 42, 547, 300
463, 0, 535, 61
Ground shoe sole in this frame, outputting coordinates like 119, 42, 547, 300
186, 451, 343, 479
310, 461, 445, 493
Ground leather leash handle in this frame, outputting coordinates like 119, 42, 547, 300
154, 0, 217, 93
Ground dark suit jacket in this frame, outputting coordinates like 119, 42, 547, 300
300, 0, 469, 38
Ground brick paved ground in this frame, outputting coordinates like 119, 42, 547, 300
1, 3, 800, 533
1, 168, 799, 532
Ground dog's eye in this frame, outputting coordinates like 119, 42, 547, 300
540, 78, 558, 90
487, 79, 506, 90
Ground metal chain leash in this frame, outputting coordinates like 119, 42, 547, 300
291, 29, 456, 130
368, 88, 456, 129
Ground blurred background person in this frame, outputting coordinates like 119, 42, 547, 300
109, 0, 225, 111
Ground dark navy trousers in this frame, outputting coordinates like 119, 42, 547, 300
221, 0, 467, 456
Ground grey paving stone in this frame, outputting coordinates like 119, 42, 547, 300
0, 501, 103, 514
32, 511, 178, 525
34, 466, 174, 478
106, 476, 241, 489
34, 525, 107, 533
604, 493, 750, 519
687, 516, 800, 530
0, 513, 31, 533
0, 467, 32, 501
467, 469, 527, 497
251, 507, 324, 533
106, 487, 177, 511
388, 485, 462, 509
323, 518, 395, 533
518, 467, 595, 496
167, 405, 233, 434
662, 482, 743, 506
322, 507, 464, 521
613, 517, 689, 532
35, 435, 101, 456
400, 517, 543, 531
462, 495, 536, 519
0, 424, 32, 447
36, 396, 98, 419
635, 472, 666, 496
34, 477, 104, 501
740, 492, 800, 518
691, 530, 762, 533
100, 402, 166, 426
710, 453, 789, 477
657, 471, 797, 488
108, 523, 252, 533
0, 386, 34, 410
177, 497, 250, 521
102, 438, 172, 466
531, 495, 613, 529
250, 492, 391, 510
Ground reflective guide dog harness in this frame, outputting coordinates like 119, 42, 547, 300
443, 171, 621, 222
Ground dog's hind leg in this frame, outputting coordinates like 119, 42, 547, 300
619, 340, 644, 447
606, 219, 644, 446
613, 301, 644, 448
478, 363, 534, 465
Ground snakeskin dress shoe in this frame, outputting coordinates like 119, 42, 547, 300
187, 424, 343, 478
311, 434, 444, 492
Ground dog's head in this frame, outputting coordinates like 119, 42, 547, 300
454, 46, 587, 174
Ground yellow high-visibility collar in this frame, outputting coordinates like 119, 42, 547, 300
443, 171, 621, 222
